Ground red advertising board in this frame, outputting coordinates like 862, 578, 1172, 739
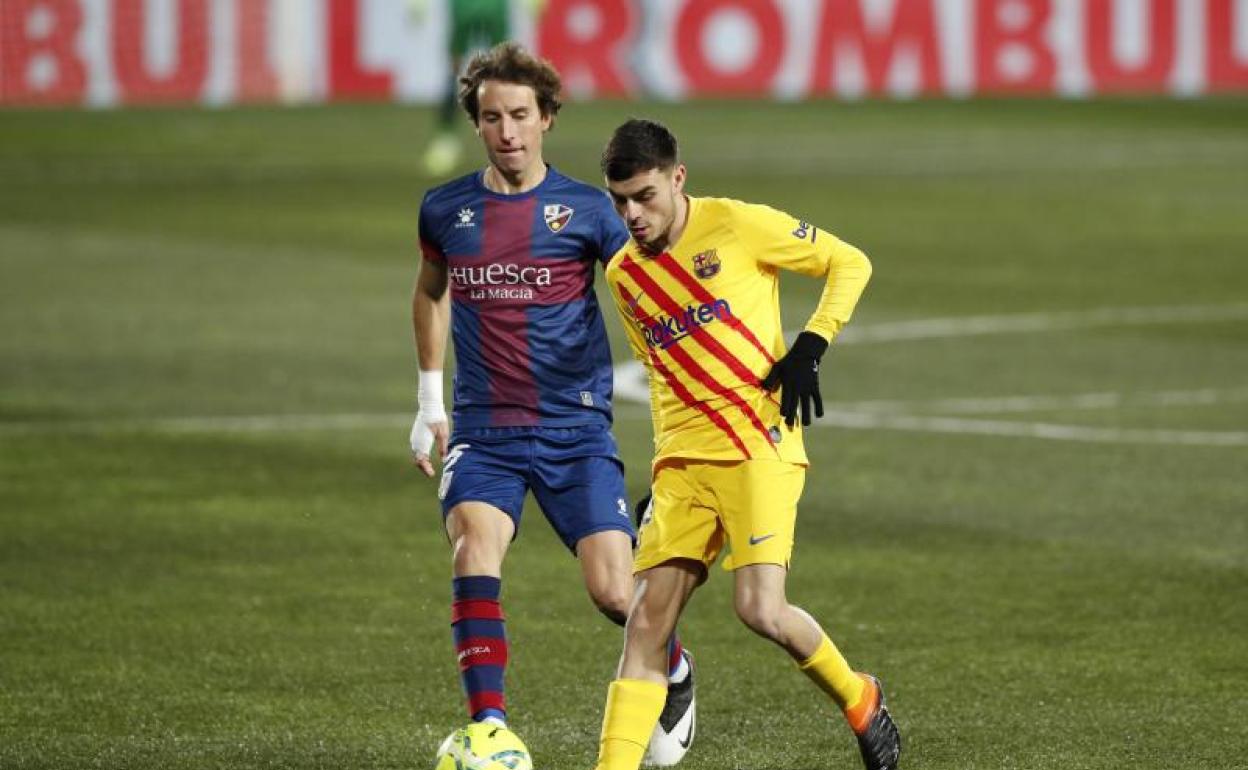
1, 0, 1245, 106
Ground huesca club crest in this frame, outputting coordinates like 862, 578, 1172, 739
544, 203, 574, 233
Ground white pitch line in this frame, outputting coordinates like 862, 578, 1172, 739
7, 407, 1243, 448
0, 413, 411, 437
829, 387, 1248, 416
612, 302, 1248, 403
608, 302, 1248, 447
836, 303, 1248, 344
620, 388, 1248, 447
5, 304, 1246, 447
818, 411, 1248, 447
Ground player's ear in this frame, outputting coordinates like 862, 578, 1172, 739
671, 164, 687, 194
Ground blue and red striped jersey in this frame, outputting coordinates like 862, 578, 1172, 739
418, 166, 630, 431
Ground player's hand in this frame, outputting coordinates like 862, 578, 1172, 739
410, 410, 450, 477
760, 331, 829, 427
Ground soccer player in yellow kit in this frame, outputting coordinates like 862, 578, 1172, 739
590, 119, 901, 770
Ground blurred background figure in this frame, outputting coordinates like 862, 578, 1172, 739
409, 0, 547, 177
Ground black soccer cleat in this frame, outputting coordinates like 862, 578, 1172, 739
853, 675, 901, 770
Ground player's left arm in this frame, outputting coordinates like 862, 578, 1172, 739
735, 202, 872, 425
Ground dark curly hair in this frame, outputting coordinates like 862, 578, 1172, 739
458, 42, 563, 125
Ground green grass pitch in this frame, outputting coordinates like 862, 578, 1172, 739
2, 98, 1246, 769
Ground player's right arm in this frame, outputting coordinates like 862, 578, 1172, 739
411, 218, 452, 477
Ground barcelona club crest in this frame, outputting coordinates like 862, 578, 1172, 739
544, 203, 574, 233
692, 249, 721, 279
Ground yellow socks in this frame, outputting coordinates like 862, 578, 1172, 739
798, 634, 866, 712
594, 678, 667, 770
594, 637, 867, 770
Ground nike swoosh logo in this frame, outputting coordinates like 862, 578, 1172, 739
677, 717, 693, 749
749, 533, 775, 545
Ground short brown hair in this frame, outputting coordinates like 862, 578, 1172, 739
458, 42, 563, 125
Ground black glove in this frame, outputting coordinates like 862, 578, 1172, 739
633, 493, 652, 528
760, 331, 829, 427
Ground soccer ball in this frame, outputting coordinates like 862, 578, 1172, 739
434, 722, 533, 770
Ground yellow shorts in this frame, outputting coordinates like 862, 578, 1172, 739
634, 459, 805, 574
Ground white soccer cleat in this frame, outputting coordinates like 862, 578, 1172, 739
643, 651, 696, 767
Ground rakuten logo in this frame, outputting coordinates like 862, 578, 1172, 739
640, 299, 733, 348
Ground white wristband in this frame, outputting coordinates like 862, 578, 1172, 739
411, 370, 447, 458
418, 369, 447, 420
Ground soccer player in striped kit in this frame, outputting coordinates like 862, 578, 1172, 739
409, 44, 695, 764
590, 119, 900, 770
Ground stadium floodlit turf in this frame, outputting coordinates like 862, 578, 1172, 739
2, 98, 1246, 770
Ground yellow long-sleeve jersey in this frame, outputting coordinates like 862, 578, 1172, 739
604, 196, 872, 468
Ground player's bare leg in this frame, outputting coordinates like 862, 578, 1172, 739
446, 502, 514, 577
618, 560, 701, 681
576, 529, 634, 624
732, 563, 823, 658
732, 564, 900, 770
445, 502, 516, 726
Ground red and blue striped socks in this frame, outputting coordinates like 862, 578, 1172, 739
452, 576, 685, 722
451, 575, 508, 723
667, 636, 687, 681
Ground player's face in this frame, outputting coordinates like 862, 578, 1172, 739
606, 165, 687, 254
475, 80, 550, 179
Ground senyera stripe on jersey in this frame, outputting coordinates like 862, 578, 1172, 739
620, 257, 776, 449
652, 250, 784, 412
654, 252, 775, 366
622, 255, 767, 393
618, 284, 754, 457
617, 271, 775, 453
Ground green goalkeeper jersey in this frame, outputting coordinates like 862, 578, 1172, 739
448, 0, 510, 57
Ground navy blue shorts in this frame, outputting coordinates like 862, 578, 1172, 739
438, 425, 635, 552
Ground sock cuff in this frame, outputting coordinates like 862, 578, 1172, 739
602, 679, 668, 744
469, 693, 507, 720
453, 575, 501, 601
798, 634, 835, 670
451, 599, 503, 623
